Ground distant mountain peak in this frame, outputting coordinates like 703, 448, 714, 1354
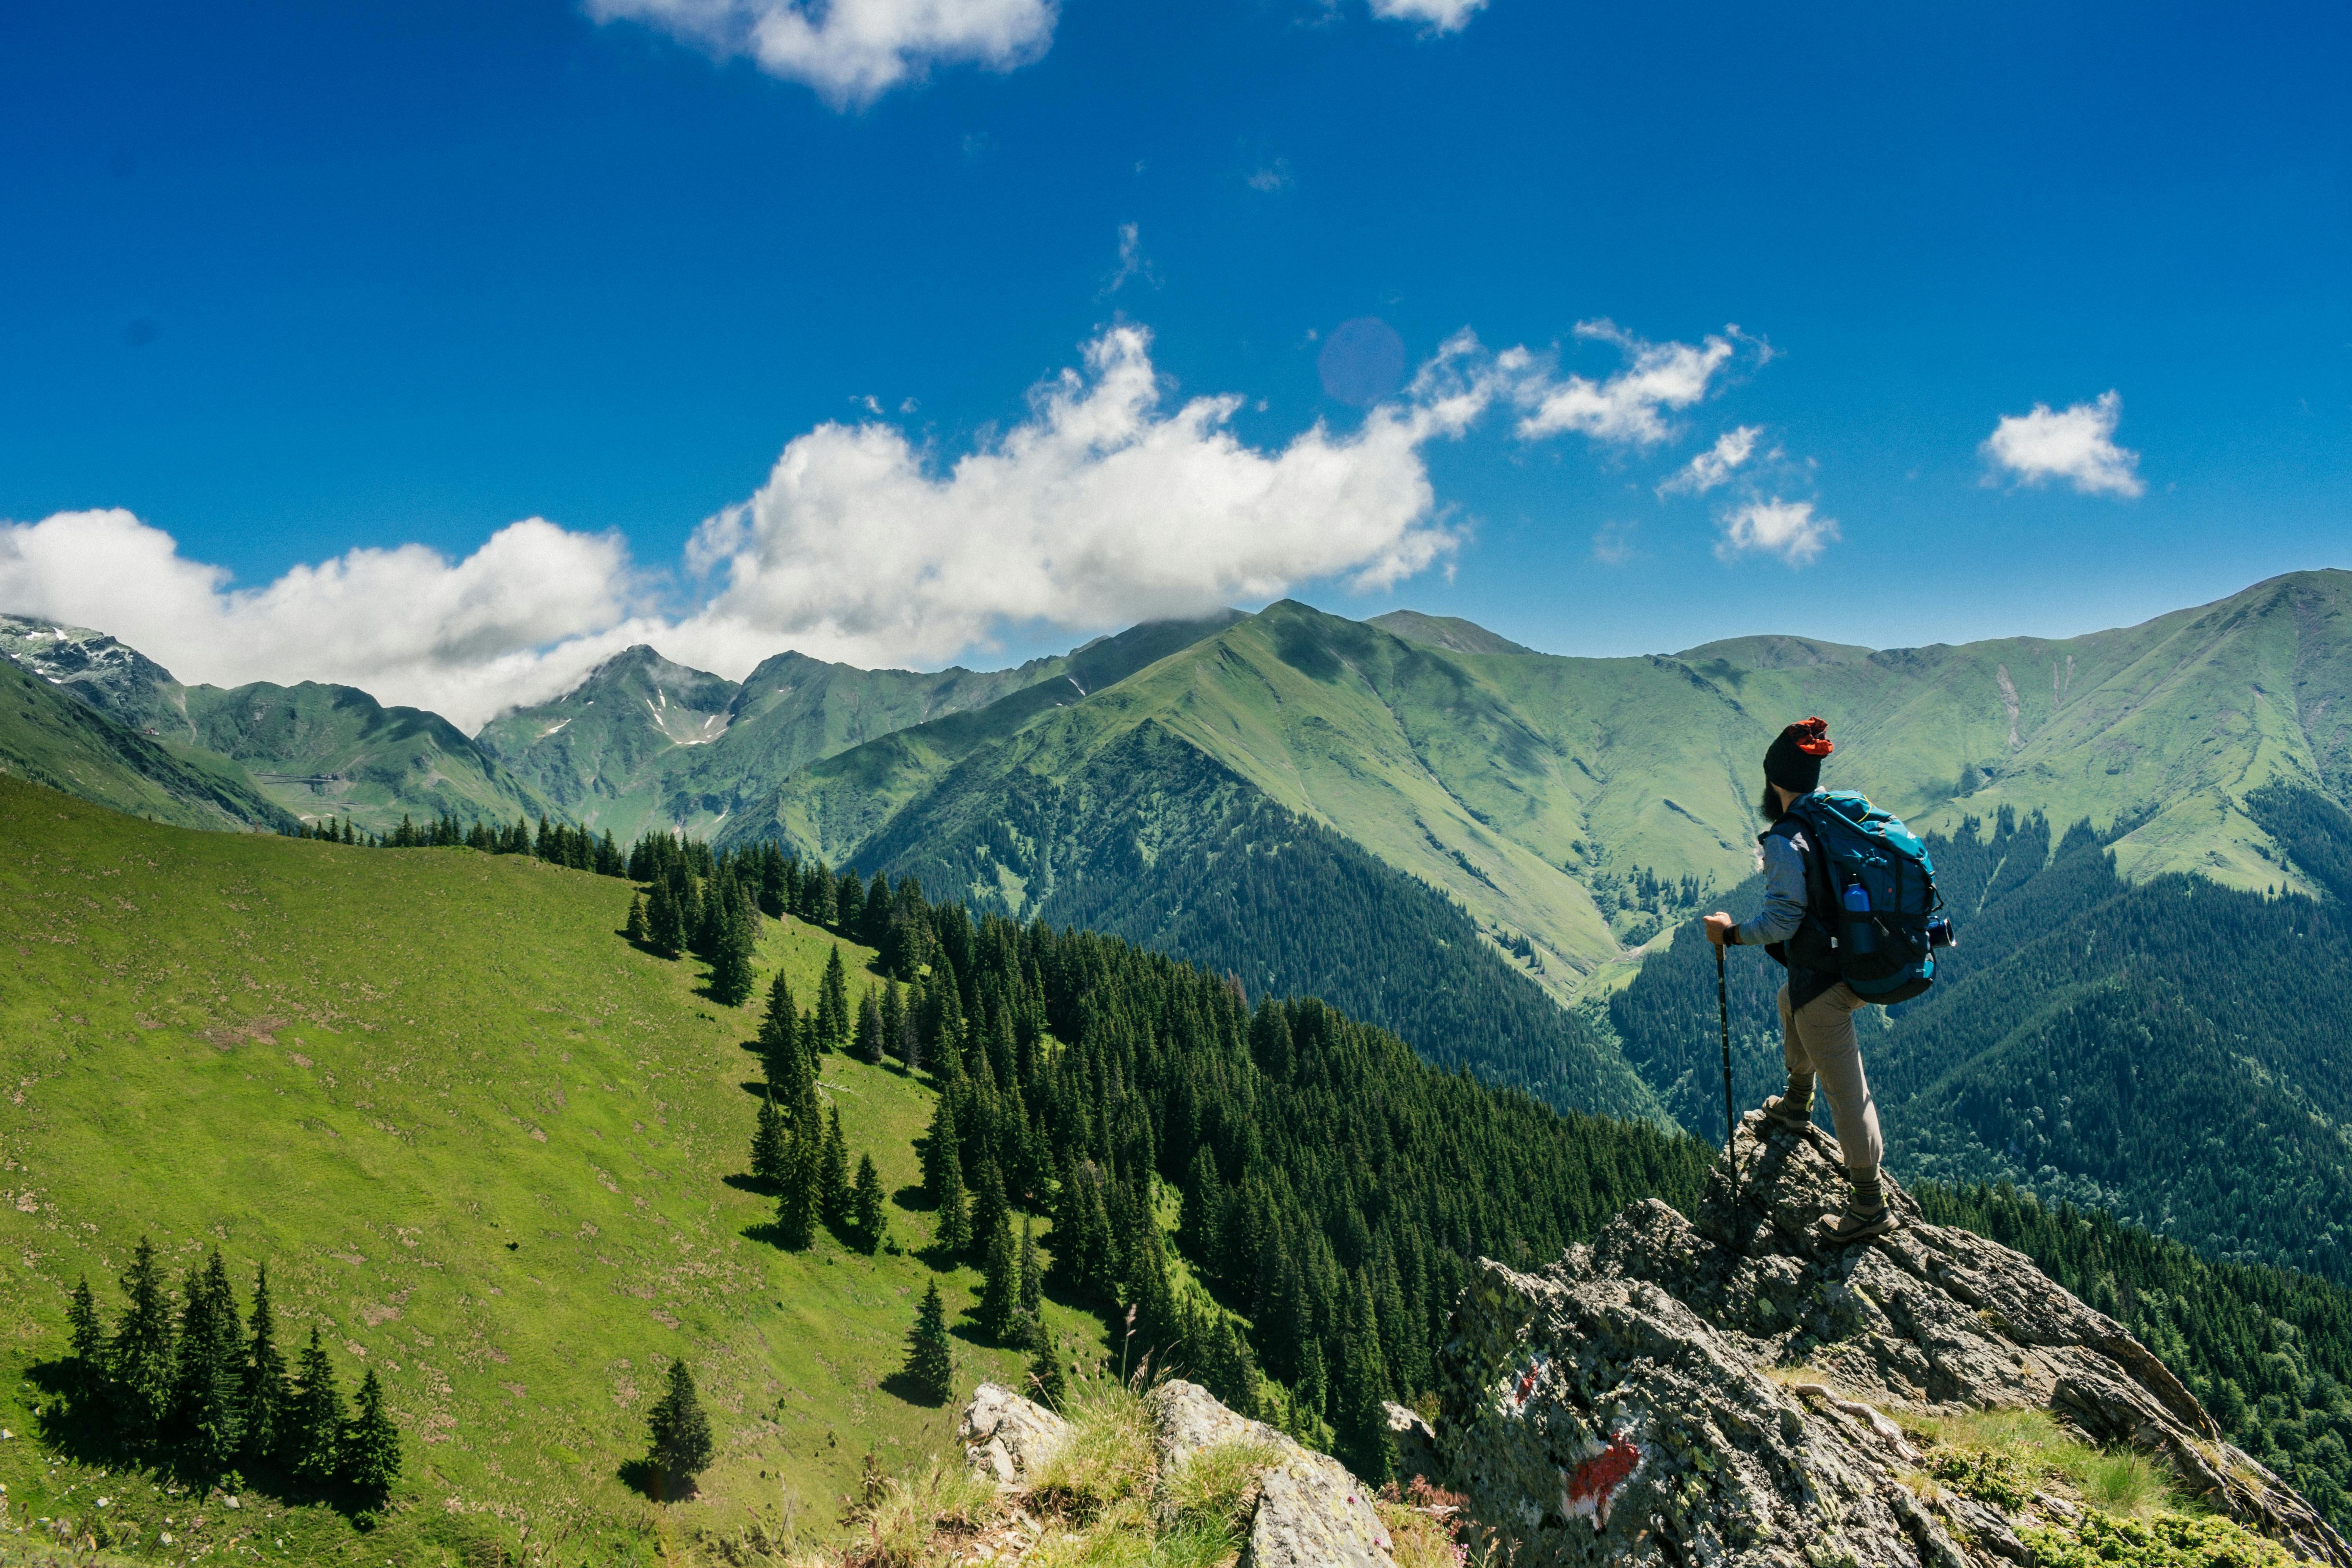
1367, 608, 1536, 657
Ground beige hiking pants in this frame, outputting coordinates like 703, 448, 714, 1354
1777, 981, 1883, 1181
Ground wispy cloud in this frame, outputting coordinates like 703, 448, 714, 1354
1980, 389, 2145, 497
586, 0, 1058, 109
1716, 497, 1837, 566
0, 314, 1784, 726
1658, 424, 1765, 496
1105, 222, 1157, 294
1591, 521, 1637, 566
1367, 0, 1487, 33
1510, 321, 1753, 446
1246, 158, 1294, 194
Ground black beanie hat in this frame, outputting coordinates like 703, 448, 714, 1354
1764, 717, 1834, 794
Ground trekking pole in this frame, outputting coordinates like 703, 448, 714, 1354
1717, 942, 1737, 1207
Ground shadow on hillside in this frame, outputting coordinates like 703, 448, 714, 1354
878, 1370, 949, 1409
893, 1183, 936, 1213
617, 1458, 697, 1503
736, 1079, 774, 1099
722, 1172, 775, 1198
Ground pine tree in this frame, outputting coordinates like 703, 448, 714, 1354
339, 1368, 402, 1494
969, 1155, 1009, 1261
818, 1104, 850, 1228
1018, 1216, 1042, 1325
644, 1359, 715, 1499
1332, 1274, 1394, 1486
243, 1263, 289, 1466
289, 1327, 347, 1487
111, 1236, 175, 1444
978, 1210, 1018, 1340
624, 893, 648, 945
902, 1280, 953, 1405
757, 973, 801, 1082
816, 946, 851, 1053
67, 1275, 107, 1406
853, 987, 884, 1064
881, 979, 908, 1065
750, 1093, 788, 1189
933, 1140, 971, 1254
174, 1249, 246, 1476
646, 877, 683, 955
776, 1125, 820, 1251
709, 892, 756, 1006
851, 1154, 886, 1254
1025, 1318, 1065, 1410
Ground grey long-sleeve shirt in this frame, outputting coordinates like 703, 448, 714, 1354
1734, 825, 1813, 948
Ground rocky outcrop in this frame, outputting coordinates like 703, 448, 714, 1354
958, 1379, 1396, 1568
1436, 1112, 2352, 1567
957, 1380, 1069, 1486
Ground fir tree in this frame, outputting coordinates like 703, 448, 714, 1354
1018, 1215, 1042, 1325
67, 1275, 107, 1406
902, 1280, 953, 1405
881, 979, 908, 1065
757, 973, 801, 1082
644, 1359, 715, 1499
289, 1327, 347, 1487
1332, 1274, 1393, 1486
174, 1249, 246, 1476
816, 946, 851, 1053
624, 893, 648, 945
111, 1236, 175, 1444
969, 1154, 1009, 1262
853, 987, 884, 1064
708, 892, 756, 1006
750, 1093, 788, 1189
646, 877, 683, 955
243, 1263, 289, 1466
934, 1145, 971, 1254
840, 1156, 879, 1253
339, 1369, 402, 1494
818, 1104, 850, 1229
977, 1210, 1018, 1340
1025, 1318, 1065, 1410
776, 1126, 820, 1251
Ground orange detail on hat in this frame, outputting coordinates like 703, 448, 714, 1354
1787, 717, 1833, 758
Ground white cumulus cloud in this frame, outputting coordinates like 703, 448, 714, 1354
1658, 424, 1764, 497
1367, 0, 1487, 32
1980, 390, 2144, 498
1715, 497, 1837, 566
587, 0, 1058, 109
1511, 321, 1742, 446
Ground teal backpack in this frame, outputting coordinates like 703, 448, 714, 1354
1773, 790, 1951, 1004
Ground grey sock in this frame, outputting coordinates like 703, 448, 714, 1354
1850, 1175, 1886, 1215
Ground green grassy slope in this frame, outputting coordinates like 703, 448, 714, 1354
0, 654, 294, 833
0, 779, 1094, 1564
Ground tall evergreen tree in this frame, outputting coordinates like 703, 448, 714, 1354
749, 1093, 788, 1189
243, 1262, 289, 1466
67, 1276, 107, 1406
624, 893, 648, 945
708, 893, 756, 1006
853, 987, 884, 1064
289, 1328, 346, 1487
902, 1280, 953, 1405
1025, 1318, 1065, 1410
977, 1211, 1018, 1341
644, 1359, 715, 1499
1018, 1216, 1043, 1325
815, 946, 851, 1053
776, 1127, 821, 1251
851, 1154, 886, 1254
1332, 1274, 1393, 1486
818, 1104, 850, 1228
174, 1249, 246, 1476
111, 1236, 175, 1444
645, 877, 683, 955
880, 980, 908, 1065
969, 1155, 1009, 1262
757, 973, 802, 1083
339, 1369, 402, 1494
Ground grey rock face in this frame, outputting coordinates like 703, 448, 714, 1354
1436, 1114, 2352, 1567
958, 1381, 1069, 1486
1384, 1400, 1440, 1486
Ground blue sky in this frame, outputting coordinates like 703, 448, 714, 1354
2, 0, 2347, 725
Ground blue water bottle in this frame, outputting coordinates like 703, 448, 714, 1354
1842, 880, 1876, 955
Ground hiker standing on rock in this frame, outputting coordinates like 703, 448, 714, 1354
1702, 717, 1932, 1245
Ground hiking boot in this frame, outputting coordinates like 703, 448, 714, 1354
1760, 1093, 1813, 1133
1814, 1202, 1897, 1244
